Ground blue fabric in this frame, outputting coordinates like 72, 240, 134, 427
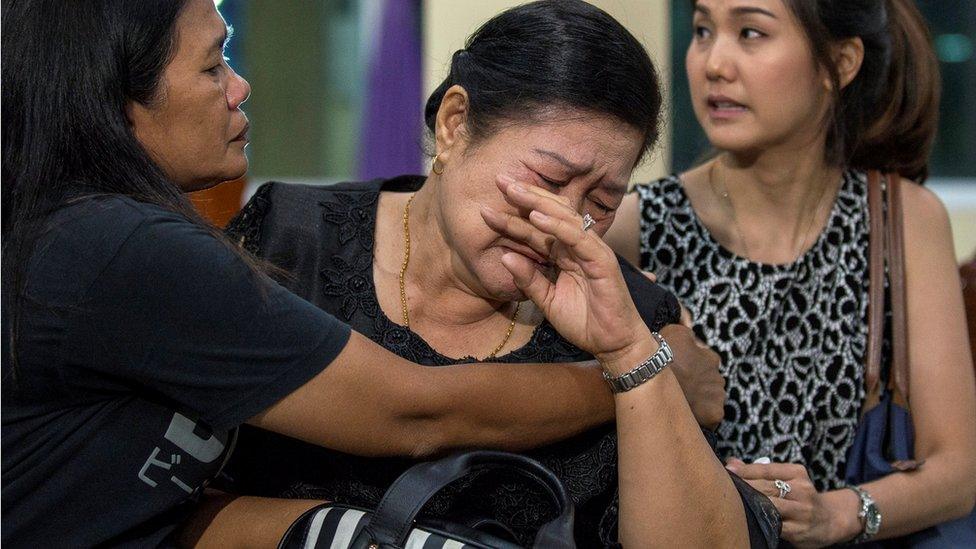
845, 391, 976, 547
844, 391, 914, 484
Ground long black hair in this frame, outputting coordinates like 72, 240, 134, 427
1, 0, 229, 369
424, 0, 663, 162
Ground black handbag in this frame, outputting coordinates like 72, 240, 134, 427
278, 450, 577, 549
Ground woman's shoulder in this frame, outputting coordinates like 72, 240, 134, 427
225, 179, 388, 254
253, 179, 385, 218
897, 176, 953, 251
632, 173, 685, 203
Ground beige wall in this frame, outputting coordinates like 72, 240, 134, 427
422, 0, 672, 184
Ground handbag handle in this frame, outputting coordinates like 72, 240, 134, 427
865, 170, 909, 406
352, 450, 577, 549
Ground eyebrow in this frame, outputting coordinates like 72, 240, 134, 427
532, 148, 627, 194
694, 4, 777, 19
211, 24, 234, 53
533, 148, 592, 173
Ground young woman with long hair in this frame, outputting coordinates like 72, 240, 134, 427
607, 0, 976, 545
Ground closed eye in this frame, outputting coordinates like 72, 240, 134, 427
205, 56, 230, 76
537, 174, 567, 189
588, 197, 615, 215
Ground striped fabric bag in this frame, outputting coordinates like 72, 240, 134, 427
278, 451, 577, 549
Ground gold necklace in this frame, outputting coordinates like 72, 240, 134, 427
399, 194, 521, 359
708, 162, 832, 263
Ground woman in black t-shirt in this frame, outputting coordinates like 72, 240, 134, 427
3, 1, 769, 547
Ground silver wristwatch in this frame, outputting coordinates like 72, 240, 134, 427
603, 332, 673, 393
846, 485, 881, 543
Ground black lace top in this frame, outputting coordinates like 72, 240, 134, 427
223, 176, 780, 548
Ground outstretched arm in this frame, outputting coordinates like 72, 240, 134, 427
249, 332, 613, 457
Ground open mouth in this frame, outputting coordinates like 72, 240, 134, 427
707, 95, 748, 113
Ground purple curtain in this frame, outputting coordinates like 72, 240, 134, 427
357, 0, 424, 180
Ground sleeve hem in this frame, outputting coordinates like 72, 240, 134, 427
203, 324, 352, 431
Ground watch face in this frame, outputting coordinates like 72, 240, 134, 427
865, 506, 882, 534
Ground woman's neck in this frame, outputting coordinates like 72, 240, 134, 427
695, 143, 843, 265
402, 185, 510, 325
374, 182, 539, 358
717, 148, 840, 219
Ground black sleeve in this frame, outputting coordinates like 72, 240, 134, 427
618, 254, 681, 331
65, 206, 351, 431
225, 182, 274, 257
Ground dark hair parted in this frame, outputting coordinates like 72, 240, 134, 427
781, 0, 940, 181
424, 0, 663, 162
1, 0, 224, 369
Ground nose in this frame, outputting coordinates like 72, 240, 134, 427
704, 41, 736, 82
226, 69, 251, 110
555, 186, 587, 215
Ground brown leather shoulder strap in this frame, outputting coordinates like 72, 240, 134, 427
886, 172, 910, 403
865, 170, 885, 402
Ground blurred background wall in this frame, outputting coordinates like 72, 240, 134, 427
198, 0, 975, 259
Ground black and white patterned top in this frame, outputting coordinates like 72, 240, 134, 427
636, 170, 882, 491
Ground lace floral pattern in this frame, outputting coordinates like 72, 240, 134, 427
636, 171, 881, 491
224, 177, 778, 548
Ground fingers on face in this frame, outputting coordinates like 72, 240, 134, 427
496, 175, 574, 215
499, 251, 553, 307
480, 205, 555, 259
505, 193, 606, 266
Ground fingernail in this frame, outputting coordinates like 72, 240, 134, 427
530, 210, 550, 222
511, 183, 527, 193
497, 174, 516, 185
480, 204, 496, 217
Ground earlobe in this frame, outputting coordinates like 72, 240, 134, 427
433, 84, 470, 161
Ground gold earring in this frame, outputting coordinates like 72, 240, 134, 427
432, 153, 445, 175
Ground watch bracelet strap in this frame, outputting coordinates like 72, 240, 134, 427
603, 332, 673, 393
844, 485, 880, 544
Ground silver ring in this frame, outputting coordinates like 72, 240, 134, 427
581, 213, 596, 232
774, 479, 792, 499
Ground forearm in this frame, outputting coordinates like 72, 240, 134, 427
176, 491, 323, 548
252, 332, 614, 458
419, 359, 614, 454
608, 345, 749, 547
825, 452, 976, 543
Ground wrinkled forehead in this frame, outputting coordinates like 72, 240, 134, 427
512, 112, 644, 189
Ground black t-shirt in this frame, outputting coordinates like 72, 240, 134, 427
2, 196, 351, 548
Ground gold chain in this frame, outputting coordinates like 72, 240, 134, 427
398, 194, 520, 359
